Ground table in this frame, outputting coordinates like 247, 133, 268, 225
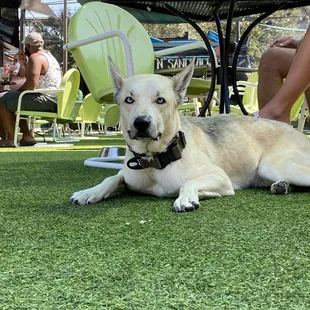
0, 80, 16, 85
92, 0, 310, 116
0, 80, 16, 91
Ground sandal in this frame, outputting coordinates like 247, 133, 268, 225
252, 111, 261, 119
19, 138, 37, 146
0, 139, 15, 147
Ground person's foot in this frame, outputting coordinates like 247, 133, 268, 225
256, 109, 290, 123
19, 138, 37, 146
250, 111, 290, 123
250, 103, 291, 123
0, 139, 15, 147
20, 134, 37, 146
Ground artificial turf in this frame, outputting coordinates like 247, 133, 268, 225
1, 136, 310, 309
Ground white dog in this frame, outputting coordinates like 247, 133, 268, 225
71, 60, 310, 212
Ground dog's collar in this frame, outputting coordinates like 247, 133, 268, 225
127, 131, 186, 170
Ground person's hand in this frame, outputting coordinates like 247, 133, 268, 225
270, 36, 301, 49
9, 66, 17, 73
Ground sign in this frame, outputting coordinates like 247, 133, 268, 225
155, 56, 209, 70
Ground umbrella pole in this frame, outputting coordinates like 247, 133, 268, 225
63, 0, 68, 73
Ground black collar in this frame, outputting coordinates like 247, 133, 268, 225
127, 131, 186, 170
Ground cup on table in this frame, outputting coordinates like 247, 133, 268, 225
0, 72, 10, 81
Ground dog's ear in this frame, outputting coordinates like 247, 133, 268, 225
108, 56, 126, 99
172, 59, 195, 103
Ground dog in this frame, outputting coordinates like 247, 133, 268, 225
70, 60, 310, 212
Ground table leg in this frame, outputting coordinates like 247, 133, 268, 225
214, 14, 229, 114
231, 8, 279, 115
164, 3, 217, 117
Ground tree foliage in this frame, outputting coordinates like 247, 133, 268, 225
28, 12, 75, 69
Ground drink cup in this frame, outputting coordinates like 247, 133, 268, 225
12, 63, 20, 75
1, 72, 9, 81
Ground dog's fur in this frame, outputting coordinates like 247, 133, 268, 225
71, 61, 310, 212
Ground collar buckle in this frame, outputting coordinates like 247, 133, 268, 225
127, 131, 186, 170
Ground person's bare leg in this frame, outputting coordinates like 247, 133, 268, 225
258, 27, 310, 124
0, 109, 36, 145
0, 122, 6, 140
0, 104, 16, 144
19, 119, 36, 142
0, 92, 8, 141
10, 113, 36, 143
257, 47, 295, 123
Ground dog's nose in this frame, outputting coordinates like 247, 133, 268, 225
134, 116, 151, 132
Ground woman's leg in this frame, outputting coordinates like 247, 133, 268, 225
258, 26, 310, 123
257, 47, 295, 123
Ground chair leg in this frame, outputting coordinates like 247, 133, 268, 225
30, 117, 36, 136
49, 120, 80, 143
297, 99, 308, 132
14, 112, 20, 148
52, 119, 58, 142
193, 98, 199, 116
80, 123, 85, 138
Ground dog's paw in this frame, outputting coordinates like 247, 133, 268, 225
270, 180, 291, 195
70, 188, 104, 205
172, 196, 200, 212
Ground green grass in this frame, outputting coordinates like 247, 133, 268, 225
1, 136, 310, 309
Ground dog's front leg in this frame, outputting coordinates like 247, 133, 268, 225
173, 170, 235, 212
70, 170, 126, 205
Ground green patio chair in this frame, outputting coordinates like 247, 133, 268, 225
74, 93, 103, 137
97, 104, 120, 134
229, 72, 259, 115
65, 1, 154, 103
14, 68, 81, 147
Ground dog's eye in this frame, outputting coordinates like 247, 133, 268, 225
125, 97, 134, 104
156, 97, 166, 104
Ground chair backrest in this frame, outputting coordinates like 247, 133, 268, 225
57, 68, 80, 120
98, 104, 120, 127
80, 94, 103, 123
68, 1, 154, 103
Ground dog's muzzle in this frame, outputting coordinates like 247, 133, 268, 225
129, 115, 161, 140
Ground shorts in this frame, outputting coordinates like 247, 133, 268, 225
0, 91, 57, 113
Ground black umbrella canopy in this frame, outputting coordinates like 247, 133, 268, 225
77, 0, 310, 23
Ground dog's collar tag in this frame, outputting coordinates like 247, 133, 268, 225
127, 131, 186, 170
